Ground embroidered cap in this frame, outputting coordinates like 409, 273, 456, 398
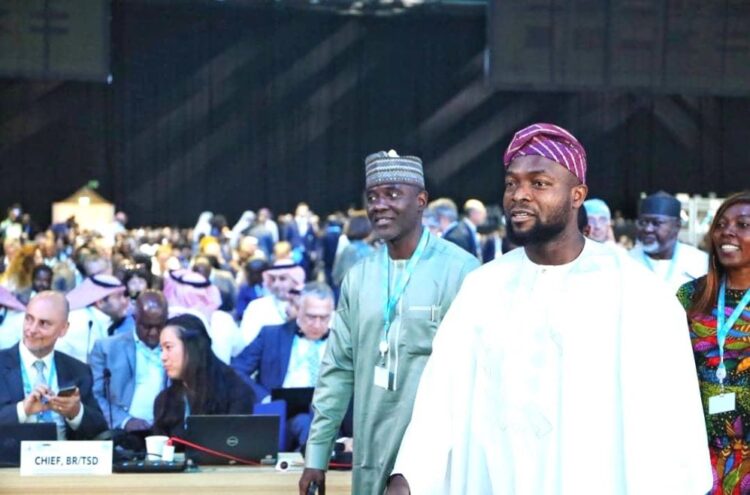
365, 150, 424, 189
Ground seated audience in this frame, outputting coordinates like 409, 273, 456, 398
235, 260, 305, 356
235, 258, 268, 320
193, 254, 237, 314
232, 282, 333, 450
0, 286, 26, 349
89, 290, 169, 431
153, 314, 254, 438
0, 291, 108, 439
57, 274, 133, 363
163, 269, 238, 364
15, 264, 53, 305
1, 243, 40, 295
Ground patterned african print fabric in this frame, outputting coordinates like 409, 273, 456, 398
678, 277, 750, 495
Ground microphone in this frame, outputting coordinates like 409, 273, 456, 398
86, 319, 93, 359
103, 368, 113, 429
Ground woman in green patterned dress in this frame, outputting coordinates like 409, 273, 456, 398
678, 191, 750, 495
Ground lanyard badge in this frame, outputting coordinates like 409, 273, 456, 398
379, 228, 429, 359
715, 279, 750, 386
374, 229, 429, 392
709, 279, 750, 415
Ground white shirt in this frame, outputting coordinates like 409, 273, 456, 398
167, 307, 238, 364
235, 296, 287, 356
16, 343, 84, 439
126, 331, 164, 425
629, 241, 708, 293
393, 240, 712, 494
56, 306, 112, 364
282, 335, 327, 388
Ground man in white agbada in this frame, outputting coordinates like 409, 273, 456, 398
388, 123, 712, 494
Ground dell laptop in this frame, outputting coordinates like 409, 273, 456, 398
185, 414, 279, 465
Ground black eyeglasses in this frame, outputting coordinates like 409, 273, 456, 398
636, 218, 676, 228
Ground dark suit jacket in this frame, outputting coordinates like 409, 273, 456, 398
443, 219, 479, 258
0, 344, 109, 439
231, 320, 298, 402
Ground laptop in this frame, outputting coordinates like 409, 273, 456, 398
271, 387, 314, 417
185, 414, 279, 465
0, 423, 57, 467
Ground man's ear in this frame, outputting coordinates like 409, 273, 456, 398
416, 189, 429, 210
571, 183, 588, 209
58, 321, 70, 339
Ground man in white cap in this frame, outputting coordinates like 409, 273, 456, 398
0, 286, 26, 350
56, 275, 132, 363
298, 150, 479, 495
583, 198, 615, 243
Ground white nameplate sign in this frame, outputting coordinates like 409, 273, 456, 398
20, 441, 112, 476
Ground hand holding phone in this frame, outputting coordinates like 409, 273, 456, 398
57, 385, 78, 397
49, 386, 81, 420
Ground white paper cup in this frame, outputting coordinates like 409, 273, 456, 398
145, 435, 169, 461
161, 444, 175, 462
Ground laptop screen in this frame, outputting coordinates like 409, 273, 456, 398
184, 414, 279, 465
0, 423, 57, 467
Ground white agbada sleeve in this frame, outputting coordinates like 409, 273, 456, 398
617, 260, 712, 493
392, 269, 483, 494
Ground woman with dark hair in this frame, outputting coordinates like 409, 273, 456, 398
153, 314, 255, 438
677, 190, 750, 494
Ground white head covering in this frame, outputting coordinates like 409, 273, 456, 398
230, 210, 256, 248
192, 211, 214, 244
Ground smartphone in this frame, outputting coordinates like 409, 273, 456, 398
57, 385, 78, 397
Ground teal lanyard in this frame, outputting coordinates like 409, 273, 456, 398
380, 228, 429, 357
716, 278, 750, 386
183, 394, 191, 429
19, 350, 58, 422
135, 339, 162, 369
642, 242, 679, 283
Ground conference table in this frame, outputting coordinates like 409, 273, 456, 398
0, 463, 352, 494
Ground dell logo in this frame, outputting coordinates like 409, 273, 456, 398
226, 436, 239, 447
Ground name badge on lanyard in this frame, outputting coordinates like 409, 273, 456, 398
374, 229, 429, 392
710, 279, 750, 414
373, 365, 393, 390
709, 393, 736, 415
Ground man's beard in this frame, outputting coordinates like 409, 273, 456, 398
641, 241, 660, 254
505, 208, 568, 246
